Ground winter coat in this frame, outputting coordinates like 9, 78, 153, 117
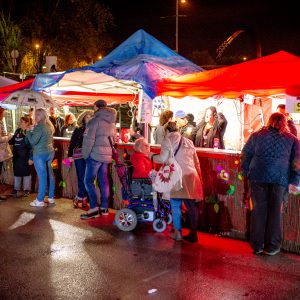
9, 128, 32, 176
68, 126, 85, 157
130, 151, 152, 179
241, 127, 300, 188
82, 107, 117, 162
153, 131, 204, 201
193, 113, 227, 149
26, 123, 54, 155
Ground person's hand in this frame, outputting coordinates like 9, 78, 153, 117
288, 184, 299, 194
68, 157, 74, 162
28, 159, 34, 165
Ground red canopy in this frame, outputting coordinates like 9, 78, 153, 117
157, 51, 300, 98
0, 79, 34, 101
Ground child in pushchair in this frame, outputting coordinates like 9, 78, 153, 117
112, 138, 172, 232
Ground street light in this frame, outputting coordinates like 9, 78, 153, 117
176, 0, 186, 53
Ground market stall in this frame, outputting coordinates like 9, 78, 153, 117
154, 51, 300, 254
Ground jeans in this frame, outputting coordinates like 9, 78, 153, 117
14, 176, 32, 191
33, 152, 55, 201
170, 198, 199, 231
74, 158, 87, 198
250, 181, 285, 252
170, 198, 182, 230
84, 157, 109, 209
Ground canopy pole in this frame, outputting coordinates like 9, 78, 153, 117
241, 100, 244, 149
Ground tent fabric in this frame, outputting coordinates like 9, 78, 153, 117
32, 29, 203, 103
0, 79, 34, 101
157, 51, 300, 98
0, 76, 17, 88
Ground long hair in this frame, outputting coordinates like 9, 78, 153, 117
35, 108, 55, 133
199, 106, 218, 129
77, 110, 94, 127
164, 121, 178, 133
159, 110, 174, 126
267, 112, 288, 133
63, 113, 76, 127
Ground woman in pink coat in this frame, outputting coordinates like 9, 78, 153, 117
152, 121, 204, 242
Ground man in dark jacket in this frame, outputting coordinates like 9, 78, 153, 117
241, 112, 300, 256
80, 100, 117, 219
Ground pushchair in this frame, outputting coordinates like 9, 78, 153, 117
111, 145, 172, 232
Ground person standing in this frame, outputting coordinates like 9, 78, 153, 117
241, 112, 300, 255
152, 121, 204, 242
192, 106, 227, 149
174, 110, 194, 141
80, 100, 117, 219
61, 113, 77, 138
276, 104, 297, 137
9, 116, 33, 197
67, 110, 93, 208
26, 108, 55, 207
49, 107, 64, 137
0, 107, 12, 201
153, 110, 173, 144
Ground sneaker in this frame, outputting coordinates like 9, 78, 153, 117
264, 248, 281, 256
48, 198, 55, 204
23, 190, 30, 197
100, 208, 109, 216
30, 199, 45, 207
80, 208, 100, 219
253, 249, 264, 255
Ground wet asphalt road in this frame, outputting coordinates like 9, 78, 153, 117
0, 194, 299, 300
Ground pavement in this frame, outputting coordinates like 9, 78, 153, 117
0, 189, 299, 300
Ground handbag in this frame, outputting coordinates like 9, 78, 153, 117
0, 143, 13, 162
153, 137, 183, 193
72, 147, 83, 160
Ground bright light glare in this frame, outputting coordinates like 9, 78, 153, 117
35, 44, 40, 49
181, 0, 186, 3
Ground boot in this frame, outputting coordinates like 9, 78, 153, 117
183, 230, 198, 243
170, 229, 182, 241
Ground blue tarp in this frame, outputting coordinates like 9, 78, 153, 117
33, 29, 203, 99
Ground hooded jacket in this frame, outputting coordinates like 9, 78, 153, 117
82, 107, 117, 162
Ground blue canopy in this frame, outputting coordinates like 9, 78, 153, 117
33, 29, 203, 99
90, 29, 203, 98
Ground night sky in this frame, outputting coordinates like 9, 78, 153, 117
101, 0, 300, 60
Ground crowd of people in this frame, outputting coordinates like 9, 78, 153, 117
0, 101, 299, 252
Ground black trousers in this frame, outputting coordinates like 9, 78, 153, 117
250, 181, 286, 252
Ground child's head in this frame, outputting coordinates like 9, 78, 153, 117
19, 116, 32, 130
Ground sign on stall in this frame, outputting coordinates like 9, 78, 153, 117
286, 95, 300, 114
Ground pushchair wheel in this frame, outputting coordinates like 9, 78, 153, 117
115, 208, 137, 232
153, 219, 167, 233
166, 214, 173, 225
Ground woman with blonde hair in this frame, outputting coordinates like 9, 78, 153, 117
68, 110, 93, 208
26, 108, 55, 207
